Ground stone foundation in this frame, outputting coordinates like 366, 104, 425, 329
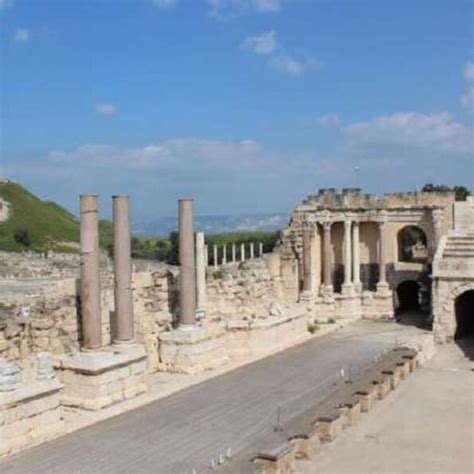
55, 344, 147, 410
254, 443, 296, 474
0, 379, 63, 456
362, 290, 394, 320
159, 325, 229, 374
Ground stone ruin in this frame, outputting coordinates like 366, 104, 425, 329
0, 187, 473, 456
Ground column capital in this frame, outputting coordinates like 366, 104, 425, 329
322, 220, 333, 230
344, 218, 352, 228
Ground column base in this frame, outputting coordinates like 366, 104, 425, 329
341, 283, 354, 296
159, 325, 230, 374
320, 285, 334, 300
299, 290, 315, 303
55, 344, 147, 411
0, 379, 63, 456
376, 281, 391, 296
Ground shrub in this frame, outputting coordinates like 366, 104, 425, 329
13, 228, 31, 247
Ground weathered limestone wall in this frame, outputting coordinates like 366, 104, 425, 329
0, 254, 290, 372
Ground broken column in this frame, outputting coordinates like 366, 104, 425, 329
80, 194, 102, 351
196, 231, 207, 319
250, 242, 255, 259
241, 243, 246, 262
222, 244, 227, 264
178, 198, 196, 328
113, 195, 134, 344
232, 243, 236, 263
160, 198, 229, 373
213, 244, 218, 269
259, 242, 263, 257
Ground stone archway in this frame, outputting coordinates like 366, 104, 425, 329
397, 225, 428, 263
455, 290, 474, 339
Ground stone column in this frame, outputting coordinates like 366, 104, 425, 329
301, 226, 312, 294
241, 243, 245, 262
232, 243, 236, 263
222, 244, 227, 264
80, 194, 102, 351
113, 195, 134, 344
322, 221, 333, 294
342, 219, 353, 294
250, 242, 255, 259
259, 242, 263, 257
377, 217, 389, 292
195, 232, 207, 319
352, 222, 361, 291
178, 198, 196, 327
205, 245, 209, 267
432, 209, 443, 258
213, 244, 218, 269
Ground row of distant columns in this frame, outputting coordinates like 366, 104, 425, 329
208, 242, 264, 268
302, 218, 388, 296
80, 195, 134, 351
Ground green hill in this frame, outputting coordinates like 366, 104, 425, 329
0, 181, 112, 252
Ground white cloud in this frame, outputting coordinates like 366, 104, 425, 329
96, 103, 117, 115
241, 30, 276, 55
461, 62, 474, 110
464, 62, 474, 82
13, 28, 29, 43
0, 0, 14, 9
150, 0, 177, 8
48, 138, 262, 170
270, 54, 322, 76
255, 0, 280, 11
344, 112, 472, 154
314, 114, 341, 126
208, 0, 281, 18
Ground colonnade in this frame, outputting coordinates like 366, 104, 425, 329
302, 216, 389, 297
209, 242, 264, 269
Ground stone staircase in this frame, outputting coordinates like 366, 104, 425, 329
442, 232, 474, 259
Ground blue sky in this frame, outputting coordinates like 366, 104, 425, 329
1, 0, 473, 219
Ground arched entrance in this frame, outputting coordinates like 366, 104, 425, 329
455, 290, 474, 339
397, 280, 421, 312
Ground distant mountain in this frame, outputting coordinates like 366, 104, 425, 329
132, 213, 290, 237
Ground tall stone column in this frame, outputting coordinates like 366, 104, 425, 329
259, 242, 263, 257
195, 232, 207, 319
213, 244, 218, 269
250, 242, 255, 259
352, 222, 361, 291
241, 243, 245, 262
222, 244, 227, 264
178, 198, 196, 327
301, 226, 313, 295
377, 216, 389, 292
321, 221, 333, 295
432, 209, 443, 258
232, 243, 236, 263
205, 245, 209, 267
80, 194, 102, 351
113, 195, 134, 344
342, 219, 353, 294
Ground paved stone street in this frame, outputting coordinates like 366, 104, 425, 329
298, 341, 474, 474
0, 320, 427, 474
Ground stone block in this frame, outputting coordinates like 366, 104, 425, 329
316, 411, 343, 442
336, 397, 361, 427
253, 443, 296, 474
354, 386, 377, 412
288, 425, 320, 459
55, 344, 147, 411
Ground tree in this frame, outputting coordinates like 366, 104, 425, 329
421, 183, 471, 201
14, 228, 31, 247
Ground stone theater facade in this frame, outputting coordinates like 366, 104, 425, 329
276, 188, 474, 341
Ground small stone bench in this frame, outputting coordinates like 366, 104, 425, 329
288, 424, 321, 459
316, 410, 343, 442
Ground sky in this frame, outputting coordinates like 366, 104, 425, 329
1, 0, 473, 220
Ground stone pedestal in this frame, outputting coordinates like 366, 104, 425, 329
159, 325, 229, 374
336, 293, 361, 320
0, 379, 64, 456
55, 344, 147, 411
362, 289, 394, 320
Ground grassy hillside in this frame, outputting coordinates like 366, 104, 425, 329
0, 181, 112, 252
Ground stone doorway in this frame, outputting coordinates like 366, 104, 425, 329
455, 290, 474, 339
397, 280, 421, 312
